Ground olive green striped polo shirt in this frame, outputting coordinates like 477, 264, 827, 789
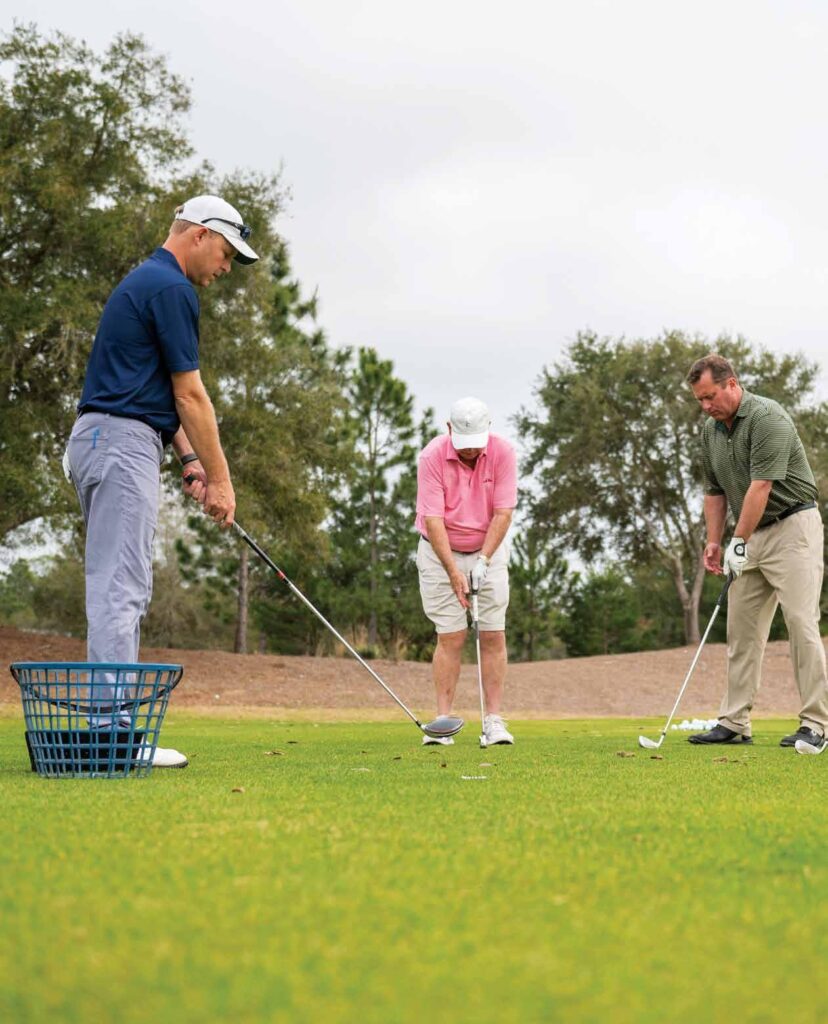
700, 390, 818, 527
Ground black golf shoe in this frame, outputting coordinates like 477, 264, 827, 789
780, 725, 824, 748
688, 723, 753, 745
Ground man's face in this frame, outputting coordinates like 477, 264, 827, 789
188, 229, 235, 286
456, 446, 484, 460
691, 370, 741, 420
447, 423, 484, 461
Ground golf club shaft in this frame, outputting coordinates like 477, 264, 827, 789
233, 522, 424, 729
656, 573, 734, 739
471, 588, 486, 730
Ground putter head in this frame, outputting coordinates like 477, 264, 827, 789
479, 734, 488, 748
422, 716, 464, 739
638, 735, 663, 750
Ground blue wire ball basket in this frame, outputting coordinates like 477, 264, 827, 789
10, 662, 183, 778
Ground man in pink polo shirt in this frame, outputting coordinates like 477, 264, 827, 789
415, 396, 518, 746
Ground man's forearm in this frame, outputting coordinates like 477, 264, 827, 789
424, 518, 459, 576
174, 392, 230, 482
734, 481, 773, 541
704, 495, 728, 546
170, 427, 197, 462
480, 510, 513, 560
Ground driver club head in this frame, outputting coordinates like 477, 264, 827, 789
638, 735, 663, 750
422, 716, 465, 739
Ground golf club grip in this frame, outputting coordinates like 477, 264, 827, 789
234, 522, 286, 579
717, 572, 735, 605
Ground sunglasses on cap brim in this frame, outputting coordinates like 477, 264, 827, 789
200, 216, 252, 241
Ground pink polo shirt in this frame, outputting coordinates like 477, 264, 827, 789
415, 433, 518, 552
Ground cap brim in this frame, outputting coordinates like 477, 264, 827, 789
451, 431, 489, 449
230, 237, 259, 265
209, 222, 259, 264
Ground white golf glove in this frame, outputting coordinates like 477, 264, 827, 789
723, 536, 748, 578
470, 555, 490, 592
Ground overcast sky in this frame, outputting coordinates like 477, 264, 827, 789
7, 0, 828, 443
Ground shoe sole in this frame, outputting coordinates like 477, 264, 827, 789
688, 736, 752, 745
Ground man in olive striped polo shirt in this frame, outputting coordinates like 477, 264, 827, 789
686, 353, 828, 750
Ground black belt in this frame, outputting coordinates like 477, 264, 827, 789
419, 535, 480, 556
758, 501, 816, 529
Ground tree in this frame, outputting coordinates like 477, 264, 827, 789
517, 331, 828, 644
507, 527, 568, 661
0, 25, 194, 536
559, 567, 666, 657
173, 235, 352, 654
321, 350, 433, 657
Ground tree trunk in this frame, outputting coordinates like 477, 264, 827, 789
686, 551, 707, 645
671, 549, 705, 646
234, 545, 249, 654
368, 486, 378, 648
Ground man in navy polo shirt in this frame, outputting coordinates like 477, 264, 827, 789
66, 195, 259, 768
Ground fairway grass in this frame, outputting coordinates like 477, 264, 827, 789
1, 714, 826, 1023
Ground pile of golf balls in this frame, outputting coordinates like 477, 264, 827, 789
671, 718, 718, 731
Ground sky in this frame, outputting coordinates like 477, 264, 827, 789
6, 0, 828, 444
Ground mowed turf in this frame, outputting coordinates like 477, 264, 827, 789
1, 714, 827, 1024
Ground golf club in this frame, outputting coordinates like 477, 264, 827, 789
470, 574, 487, 748
232, 521, 464, 740
638, 572, 734, 750
795, 736, 828, 755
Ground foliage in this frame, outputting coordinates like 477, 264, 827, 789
0, 560, 38, 628
172, 239, 352, 654
507, 526, 568, 661
318, 349, 435, 658
0, 25, 194, 535
517, 330, 828, 643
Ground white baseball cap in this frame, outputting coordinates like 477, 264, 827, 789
174, 194, 259, 265
449, 396, 491, 449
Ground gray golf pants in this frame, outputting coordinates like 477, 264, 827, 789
67, 412, 162, 679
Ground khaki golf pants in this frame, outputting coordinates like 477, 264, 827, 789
720, 507, 828, 737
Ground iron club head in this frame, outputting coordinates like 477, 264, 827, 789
422, 716, 464, 739
638, 735, 664, 750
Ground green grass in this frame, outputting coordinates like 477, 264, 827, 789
1, 714, 826, 1024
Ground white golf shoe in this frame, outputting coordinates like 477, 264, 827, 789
483, 714, 514, 745
136, 744, 189, 768
422, 733, 454, 746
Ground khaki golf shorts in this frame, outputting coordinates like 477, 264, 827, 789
416, 536, 510, 634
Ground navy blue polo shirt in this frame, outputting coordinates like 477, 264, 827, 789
79, 248, 200, 444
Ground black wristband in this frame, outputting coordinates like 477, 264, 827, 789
180, 453, 199, 466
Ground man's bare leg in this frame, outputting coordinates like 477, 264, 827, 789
479, 629, 507, 714
432, 630, 467, 715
